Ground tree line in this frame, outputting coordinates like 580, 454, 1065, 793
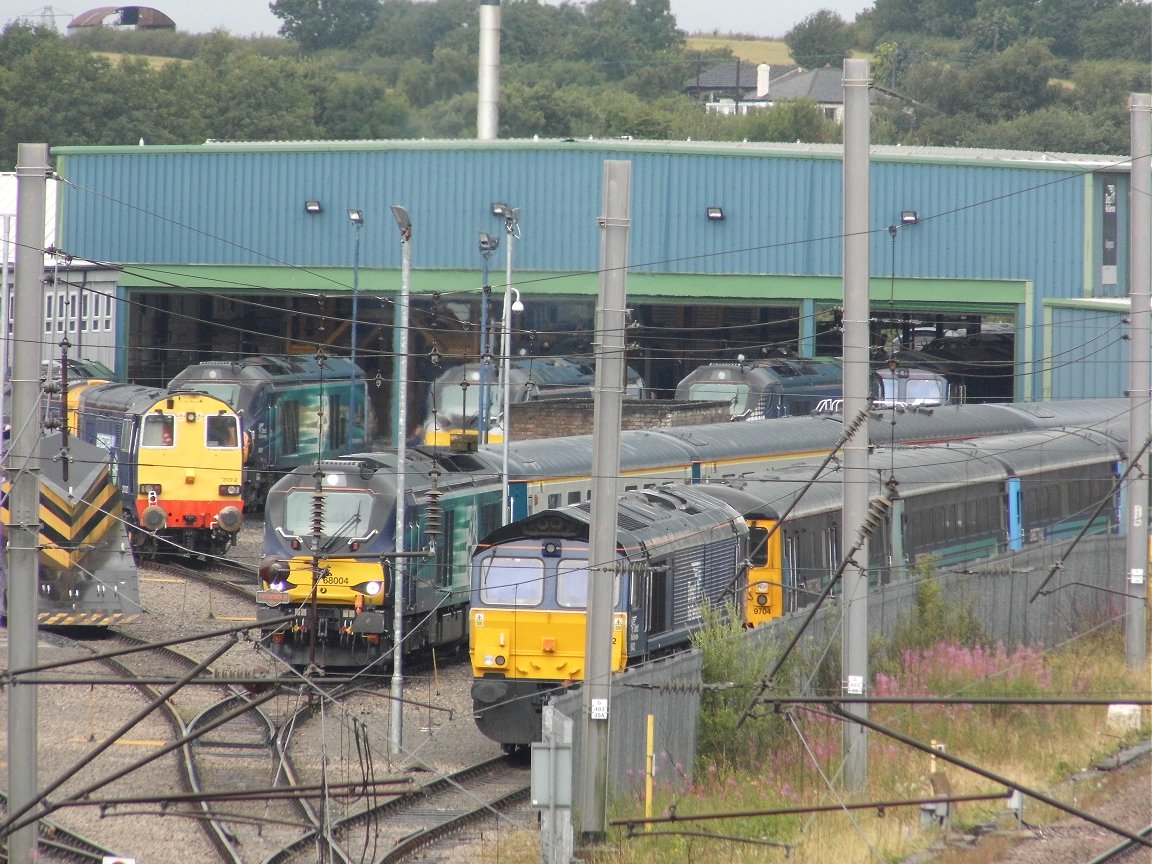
0, 0, 1147, 169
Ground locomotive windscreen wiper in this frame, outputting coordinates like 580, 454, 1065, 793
318, 506, 362, 553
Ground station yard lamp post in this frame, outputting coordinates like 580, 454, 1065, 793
388, 204, 412, 756
348, 208, 364, 401
492, 202, 521, 524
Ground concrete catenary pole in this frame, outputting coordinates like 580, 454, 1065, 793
1125, 93, 1150, 670
578, 159, 631, 847
7, 142, 50, 864
477, 0, 501, 139
0, 214, 11, 458
841, 59, 872, 793
390, 206, 412, 755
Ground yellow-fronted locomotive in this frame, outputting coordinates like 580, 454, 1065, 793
469, 486, 748, 750
2, 433, 140, 626
257, 452, 472, 668
68, 383, 245, 557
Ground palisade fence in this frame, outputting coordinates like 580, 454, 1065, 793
545, 534, 1127, 800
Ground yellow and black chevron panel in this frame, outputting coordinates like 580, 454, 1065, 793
3, 432, 141, 628
39, 609, 141, 626
37, 463, 120, 570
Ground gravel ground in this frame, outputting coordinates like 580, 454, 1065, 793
0, 517, 509, 863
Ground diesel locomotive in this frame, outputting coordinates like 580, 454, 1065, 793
68, 382, 245, 558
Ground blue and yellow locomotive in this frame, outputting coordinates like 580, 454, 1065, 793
469, 486, 748, 749
68, 383, 244, 557
257, 450, 476, 667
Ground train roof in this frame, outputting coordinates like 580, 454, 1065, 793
169, 354, 362, 389
491, 428, 698, 481
75, 381, 234, 416
449, 398, 1129, 483
677, 356, 842, 386
694, 421, 1126, 518
476, 485, 745, 559
933, 427, 1126, 476
271, 448, 498, 503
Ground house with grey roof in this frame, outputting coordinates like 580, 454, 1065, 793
690, 63, 912, 123
684, 61, 799, 115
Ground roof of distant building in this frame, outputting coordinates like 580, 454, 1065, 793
67, 6, 177, 29
767, 67, 849, 104
685, 61, 799, 92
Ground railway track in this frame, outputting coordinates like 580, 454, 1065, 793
0, 789, 122, 863
260, 754, 531, 864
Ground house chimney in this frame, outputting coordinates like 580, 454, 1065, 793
477, 0, 501, 140
757, 63, 770, 98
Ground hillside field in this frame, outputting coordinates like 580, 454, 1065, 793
685, 36, 794, 64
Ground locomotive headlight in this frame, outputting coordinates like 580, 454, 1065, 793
756, 594, 769, 606
756, 581, 769, 593
218, 484, 242, 496
260, 560, 292, 590
139, 483, 162, 496
495, 655, 506, 666
354, 581, 383, 596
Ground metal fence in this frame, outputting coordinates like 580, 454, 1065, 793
543, 534, 1128, 802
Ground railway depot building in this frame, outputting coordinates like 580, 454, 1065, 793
51, 139, 1140, 440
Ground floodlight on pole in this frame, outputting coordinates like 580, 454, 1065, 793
493, 202, 522, 523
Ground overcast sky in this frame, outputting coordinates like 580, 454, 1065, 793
4, 0, 874, 41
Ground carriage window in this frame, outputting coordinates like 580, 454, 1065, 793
548, 493, 561, 508
567, 491, 581, 504
479, 555, 543, 606
206, 414, 239, 448
142, 414, 174, 447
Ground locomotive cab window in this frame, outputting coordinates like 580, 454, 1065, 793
749, 526, 770, 567
206, 414, 239, 448
557, 559, 619, 608
283, 490, 376, 539
142, 414, 175, 447
479, 555, 543, 606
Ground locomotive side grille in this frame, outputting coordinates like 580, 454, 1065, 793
670, 539, 739, 629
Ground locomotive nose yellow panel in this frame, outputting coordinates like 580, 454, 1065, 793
469, 608, 626, 681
